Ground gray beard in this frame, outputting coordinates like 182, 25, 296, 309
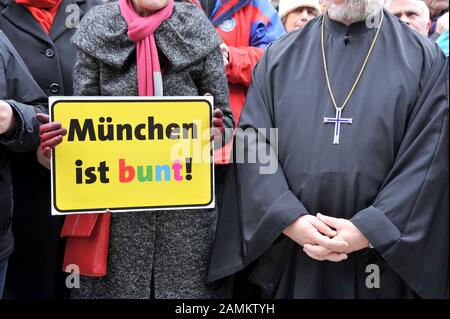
323, 0, 387, 23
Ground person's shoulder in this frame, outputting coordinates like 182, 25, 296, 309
171, 1, 211, 25
168, 1, 221, 46
72, 2, 125, 45
154, 1, 222, 68
75, 0, 104, 12
80, 1, 121, 24
385, 10, 446, 74
72, 1, 129, 59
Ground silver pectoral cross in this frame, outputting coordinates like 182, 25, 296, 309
324, 108, 353, 145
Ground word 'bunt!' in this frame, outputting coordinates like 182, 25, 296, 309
75, 158, 193, 184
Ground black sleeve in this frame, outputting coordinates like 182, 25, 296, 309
0, 31, 47, 152
351, 49, 449, 299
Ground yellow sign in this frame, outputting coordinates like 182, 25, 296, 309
50, 97, 214, 215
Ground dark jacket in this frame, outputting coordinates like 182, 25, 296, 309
69, 1, 234, 298
0, 0, 100, 298
0, 0, 99, 96
0, 30, 46, 261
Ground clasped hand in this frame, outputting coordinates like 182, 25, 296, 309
283, 213, 369, 262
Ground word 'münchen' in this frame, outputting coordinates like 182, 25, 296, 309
67, 117, 198, 142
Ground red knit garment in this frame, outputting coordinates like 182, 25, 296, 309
16, 0, 62, 33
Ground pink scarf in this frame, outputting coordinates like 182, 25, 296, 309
119, 0, 173, 96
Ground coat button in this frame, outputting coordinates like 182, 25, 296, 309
45, 48, 54, 58
50, 83, 60, 93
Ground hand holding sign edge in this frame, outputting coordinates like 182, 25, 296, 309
36, 113, 67, 159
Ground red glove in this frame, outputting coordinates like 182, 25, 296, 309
211, 108, 224, 142
36, 113, 67, 159
203, 92, 225, 142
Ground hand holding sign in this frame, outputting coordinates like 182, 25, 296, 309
204, 93, 225, 145
211, 108, 224, 143
37, 113, 67, 159
39, 109, 224, 152
39, 92, 224, 156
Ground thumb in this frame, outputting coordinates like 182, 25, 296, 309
36, 113, 49, 124
213, 108, 224, 118
43, 147, 51, 159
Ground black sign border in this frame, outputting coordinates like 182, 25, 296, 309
50, 98, 214, 214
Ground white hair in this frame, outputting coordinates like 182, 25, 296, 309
323, 0, 388, 23
416, 0, 431, 24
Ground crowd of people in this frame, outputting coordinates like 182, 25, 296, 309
0, 0, 448, 299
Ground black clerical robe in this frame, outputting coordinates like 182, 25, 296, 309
208, 10, 449, 299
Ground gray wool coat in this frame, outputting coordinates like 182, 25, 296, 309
70, 1, 234, 299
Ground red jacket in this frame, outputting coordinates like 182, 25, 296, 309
209, 0, 285, 163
